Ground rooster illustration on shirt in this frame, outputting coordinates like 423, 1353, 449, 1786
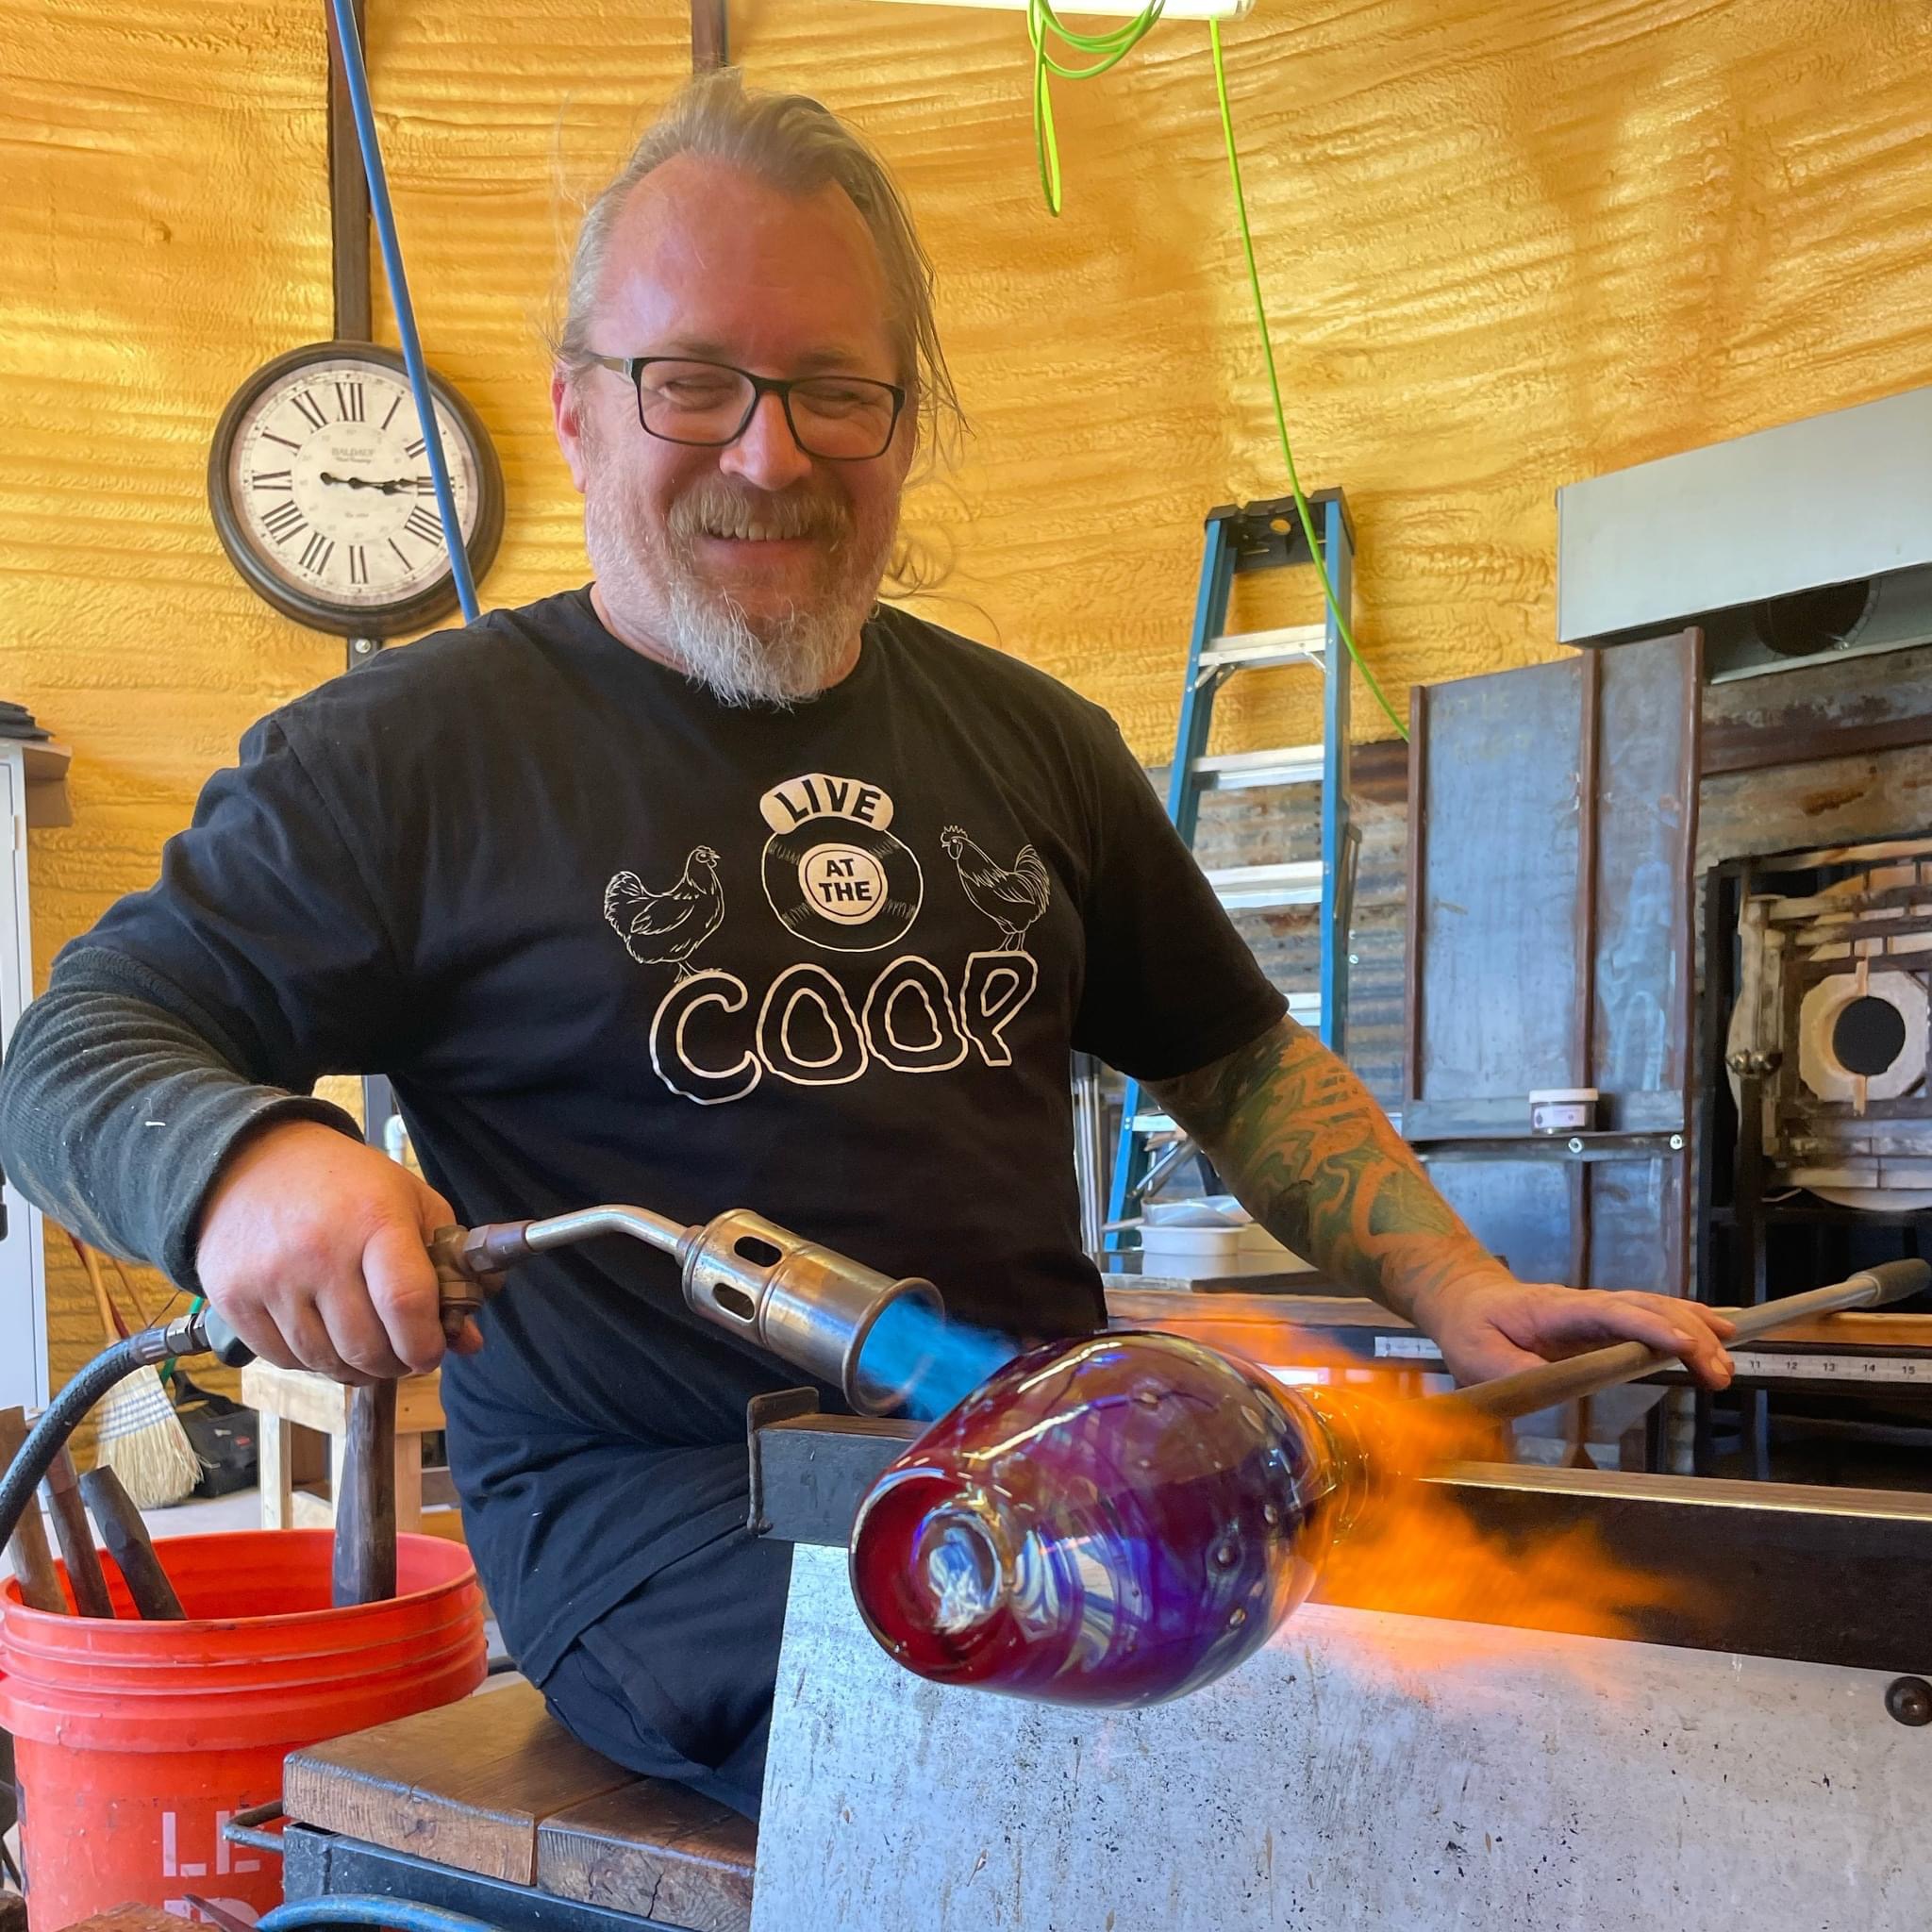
604, 845, 724, 978
940, 825, 1050, 952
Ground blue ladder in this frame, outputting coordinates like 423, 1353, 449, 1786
1103, 489, 1357, 1261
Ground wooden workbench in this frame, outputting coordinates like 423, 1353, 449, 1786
282, 1677, 755, 1932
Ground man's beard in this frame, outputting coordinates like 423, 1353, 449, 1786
583, 457, 896, 708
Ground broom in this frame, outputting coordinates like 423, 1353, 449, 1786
68, 1233, 201, 1508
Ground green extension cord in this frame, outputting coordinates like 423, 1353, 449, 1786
1024, 0, 1409, 741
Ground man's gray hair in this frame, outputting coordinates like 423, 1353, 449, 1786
556, 69, 963, 459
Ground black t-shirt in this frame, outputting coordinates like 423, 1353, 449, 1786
83, 589, 1284, 1674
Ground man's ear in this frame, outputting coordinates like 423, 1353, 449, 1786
552, 368, 591, 493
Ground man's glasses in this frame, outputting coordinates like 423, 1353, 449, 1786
584, 356, 906, 462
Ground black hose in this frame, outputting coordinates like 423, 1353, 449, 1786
2, 1307, 250, 1559
0, 1336, 153, 1556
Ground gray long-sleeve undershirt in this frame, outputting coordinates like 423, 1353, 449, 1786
0, 947, 360, 1293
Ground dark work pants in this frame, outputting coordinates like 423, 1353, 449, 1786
537, 1518, 794, 1822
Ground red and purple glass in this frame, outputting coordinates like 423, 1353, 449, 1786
849, 1330, 1360, 1707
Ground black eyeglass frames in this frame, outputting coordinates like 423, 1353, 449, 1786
583, 355, 906, 462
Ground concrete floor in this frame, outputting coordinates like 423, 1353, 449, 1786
137, 1482, 265, 1538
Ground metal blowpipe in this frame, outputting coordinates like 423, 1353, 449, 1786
1427, 1259, 1931, 1424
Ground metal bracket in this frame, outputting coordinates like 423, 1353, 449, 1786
746, 1388, 821, 1534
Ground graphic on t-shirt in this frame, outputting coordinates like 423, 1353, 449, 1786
647, 950, 1042, 1105
940, 825, 1050, 955
623, 780, 1051, 1107
758, 772, 923, 953
603, 845, 724, 980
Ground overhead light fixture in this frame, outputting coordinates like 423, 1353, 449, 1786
871, 0, 1252, 18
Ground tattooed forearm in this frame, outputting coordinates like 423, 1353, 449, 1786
1144, 1017, 1497, 1321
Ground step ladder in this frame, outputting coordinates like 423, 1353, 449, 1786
1102, 489, 1358, 1263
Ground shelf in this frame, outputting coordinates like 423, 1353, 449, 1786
1708, 1203, 1932, 1227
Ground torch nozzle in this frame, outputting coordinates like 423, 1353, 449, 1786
435, 1205, 945, 1415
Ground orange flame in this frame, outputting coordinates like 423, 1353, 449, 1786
1308, 1384, 1688, 1643
1129, 1312, 1700, 1657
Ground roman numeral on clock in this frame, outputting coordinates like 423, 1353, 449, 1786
291, 389, 328, 431
380, 394, 403, 431
335, 380, 365, 424
261, 500, 306, 543
251, 470, 292, 490
403, 436, 426, 459
347, 544, 369, 586
403, 506, 444, 544
298, 532, 335, 575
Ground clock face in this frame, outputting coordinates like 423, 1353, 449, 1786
209, 342, 503, 637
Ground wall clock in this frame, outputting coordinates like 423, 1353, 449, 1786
207, 341, 503, 639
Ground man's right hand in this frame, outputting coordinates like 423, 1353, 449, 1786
194, 1119, 483, 1384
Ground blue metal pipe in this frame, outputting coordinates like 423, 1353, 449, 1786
259, 1897, 506, 1932
325, 0, 480, 625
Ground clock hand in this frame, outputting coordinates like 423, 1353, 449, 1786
318, 473, 422, 493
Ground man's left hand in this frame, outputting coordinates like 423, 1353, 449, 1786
1415, 1268, 1736, 1390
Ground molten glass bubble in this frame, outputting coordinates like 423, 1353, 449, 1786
849, 1330, 1366, 1707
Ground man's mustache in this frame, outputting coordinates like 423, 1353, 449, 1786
667, 481, 851, 546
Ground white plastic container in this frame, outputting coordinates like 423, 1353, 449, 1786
1138, 1206, 1310, 1277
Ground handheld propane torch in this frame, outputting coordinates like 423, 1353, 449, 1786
0, 1203, 943, 1556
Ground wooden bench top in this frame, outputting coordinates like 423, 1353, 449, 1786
49, 1908, 177, 1932
284, 1677, 756, 1932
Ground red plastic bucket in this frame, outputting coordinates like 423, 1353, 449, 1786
0, 1528, 486, 1931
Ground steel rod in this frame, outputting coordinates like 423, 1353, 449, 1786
80, 1465, 186, 1619
43, 1445, 113, 1618
521, 1204, 690, 1257
0, 1406, 63, 1612
332, 1381, 397, 1607
1432, 1260, 1931, 1424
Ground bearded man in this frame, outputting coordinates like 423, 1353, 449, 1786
0, 72, 1729, 1819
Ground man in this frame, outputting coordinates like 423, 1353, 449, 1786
0, 73, 1730, 1820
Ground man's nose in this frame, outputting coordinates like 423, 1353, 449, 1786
721, 390, 814, 491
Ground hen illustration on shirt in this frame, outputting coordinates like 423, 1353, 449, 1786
603, 845, 724, 979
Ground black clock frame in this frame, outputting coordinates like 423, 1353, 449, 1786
207, 339, 505, 639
